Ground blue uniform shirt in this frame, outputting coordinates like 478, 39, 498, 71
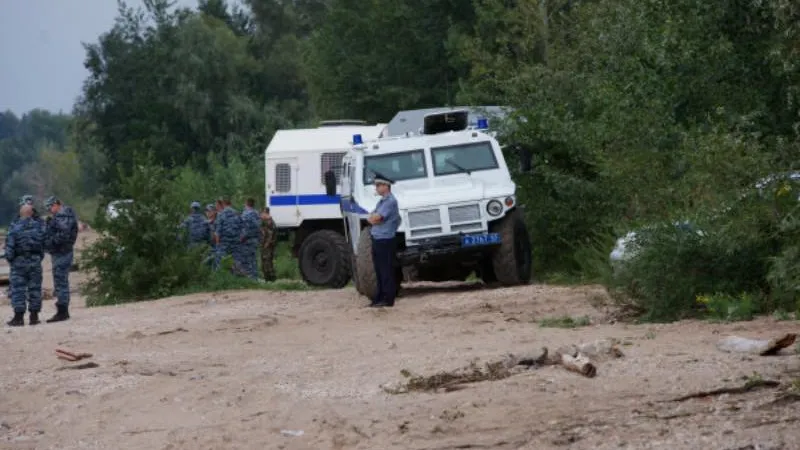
45, 205, 78, 254
215, 206, 243, 244
370, 192, 400, 239
181, 212, 210, 244
6, 217, 45, 262
240, 208, 261, 242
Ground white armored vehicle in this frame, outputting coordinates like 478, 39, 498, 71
264, 111, 533, 292
338, 109, 532, 298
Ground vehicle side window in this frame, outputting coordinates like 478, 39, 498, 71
275, 163, 291, 192
320, 152, 346, 184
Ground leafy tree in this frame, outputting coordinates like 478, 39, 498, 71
78, 0, 290, 189
304, 0, 474, 122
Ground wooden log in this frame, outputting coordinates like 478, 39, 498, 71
559, 352, 597, 378
716, 334, 797, 356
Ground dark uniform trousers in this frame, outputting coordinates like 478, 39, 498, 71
371, 237, 397, 306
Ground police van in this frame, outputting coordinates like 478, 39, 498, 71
264, 121, 387, 287
264, 110, 532, 294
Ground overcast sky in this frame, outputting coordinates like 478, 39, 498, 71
0, 0, 196, 116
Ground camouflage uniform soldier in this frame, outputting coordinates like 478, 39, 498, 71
5, 204, 45, 326
180, 201, 210, 247
6, 195, 43, 303
214, 197, 243, 273
43, 196, 79, 323
260, 207, 278, 282
239, 198, 261, 279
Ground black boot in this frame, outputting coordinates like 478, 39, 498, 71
29, 311, 40, 325
6, 312, 24, 327
46, 305, 70, 323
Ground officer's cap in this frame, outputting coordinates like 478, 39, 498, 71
190, 201, 201, 209
44, 196, 59, 208
205, 204, 216, 212
373, 176, 394, 186
19, 194, 33, 206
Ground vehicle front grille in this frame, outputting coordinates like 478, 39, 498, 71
408, 209, 441, 228
448, 204, 480, 223
406, 204, 485, 241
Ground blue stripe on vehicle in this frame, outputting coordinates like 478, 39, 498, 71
269, 194, 370, 214
269, 194, 341, 206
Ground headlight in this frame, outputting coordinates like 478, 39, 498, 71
486, 200, 503, 216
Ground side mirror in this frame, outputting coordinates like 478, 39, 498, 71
518, 146, 532, 173
324, 170, 337, 196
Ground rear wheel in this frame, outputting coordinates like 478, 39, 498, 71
490, 209, 532, 285
298, 230, 351, 288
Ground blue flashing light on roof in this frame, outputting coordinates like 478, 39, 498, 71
476, 118, 489, 129
353, 134, 363, 145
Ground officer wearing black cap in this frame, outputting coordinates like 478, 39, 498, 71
367, 173, 401, 307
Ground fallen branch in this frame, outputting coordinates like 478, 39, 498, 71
668, 379, 781, 402
756, 392, 800, 410
55, 348, 93, 362
156, 327, 188, 336
384, 339, 624, 393
56, 362, 99, 370
716, 333, 797, 356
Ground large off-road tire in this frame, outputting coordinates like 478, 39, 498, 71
298, 229, 351, 288
354, 227, 401, 300
355, 228, 378, 299
490, 209, 532, 285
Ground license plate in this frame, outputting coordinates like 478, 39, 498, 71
461, 233, 501, 247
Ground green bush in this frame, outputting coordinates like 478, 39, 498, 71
697, 292, 759, 322
81, 159, 214, 306
606, 177, 799, 322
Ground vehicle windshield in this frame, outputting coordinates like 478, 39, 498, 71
363, 150, 427, 184
431, 141, 499, 176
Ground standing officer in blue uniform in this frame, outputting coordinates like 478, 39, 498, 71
367, 175, 401, 308
5, 195, 42, 304
43, 196, 79, 323
5, 204, 45, 326
180, 201, 210, 248
214, 196, 243, 273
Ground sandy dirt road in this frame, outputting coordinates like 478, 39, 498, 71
1, 232, 800, 450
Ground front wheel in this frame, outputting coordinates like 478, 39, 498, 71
354, 227, 401, 299
298, 230, 351, 288
490, 209, 532, 285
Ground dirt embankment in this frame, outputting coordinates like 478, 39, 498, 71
1, 231, 799, 450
